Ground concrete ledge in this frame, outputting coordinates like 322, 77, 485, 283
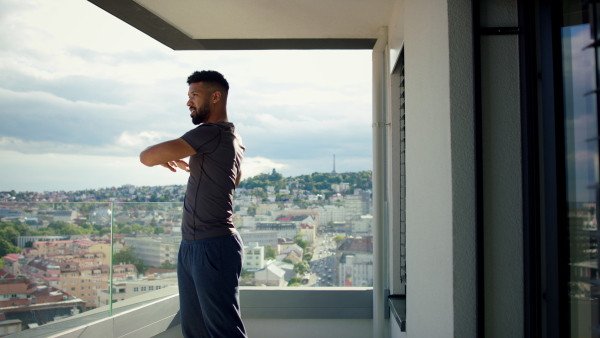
240, 287, 373, 319
10, 287, 180, 338
11, 287, 373, 337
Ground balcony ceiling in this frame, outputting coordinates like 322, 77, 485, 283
88, 0, 395, 50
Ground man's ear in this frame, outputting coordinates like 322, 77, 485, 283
212, 91, 222, 103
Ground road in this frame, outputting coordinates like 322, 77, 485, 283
307, 233, 338, 286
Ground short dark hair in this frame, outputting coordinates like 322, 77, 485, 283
186, 70, 229, 92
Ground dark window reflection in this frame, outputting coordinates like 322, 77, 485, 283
561, 9, 600, 337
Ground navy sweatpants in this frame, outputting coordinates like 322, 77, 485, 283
177, 232, 247, 338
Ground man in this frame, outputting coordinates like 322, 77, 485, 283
140, 70, 246, 337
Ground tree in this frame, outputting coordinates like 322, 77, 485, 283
159, 261, 177, 270
130, 223, 144, 233
294, 237, 308, 250
288, 276, 303, 286
80, 222, 94, 230
294, 199, 308, 209
293, 261, 309, 276
265, 245, 277, 260
0, 221, 28, 237
0, 238, 20, 257
113, 247, 145, 273
334, 235, 345, 243
240, 269, 254, 284
269, 168, 283, 181
0, 227, 20, 247
247, 204, 257, 216
251, 189, 267, 201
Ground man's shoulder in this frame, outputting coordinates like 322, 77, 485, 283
184, 123, 220, 136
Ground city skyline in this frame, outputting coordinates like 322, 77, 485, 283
0, 0, 373, 192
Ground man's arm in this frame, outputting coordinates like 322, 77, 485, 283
140, 138, 196, 170
235, 169, 242, 187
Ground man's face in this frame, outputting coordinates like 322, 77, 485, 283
187, 82, 211, 125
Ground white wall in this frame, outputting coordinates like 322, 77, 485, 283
403, 0, 476, 336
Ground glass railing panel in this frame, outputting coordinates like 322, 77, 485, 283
233, 179, 374, 288
0, 202, 112, 335
0, 178, 374, 335
108, 202, 180, 308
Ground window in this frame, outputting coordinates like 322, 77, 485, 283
560, 3, 600, 335
141, 287, 146, 291
149, 286, 154, 291
133, 287, 139, 292
535, 1, 600, 336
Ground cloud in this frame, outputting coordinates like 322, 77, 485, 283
241, 157, 289, 178
0, 149, 190, 192
0, 0, 373, 191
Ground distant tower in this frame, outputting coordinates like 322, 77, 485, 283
332, 154, 338, 175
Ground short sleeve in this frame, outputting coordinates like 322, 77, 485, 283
181, 124, 221, 154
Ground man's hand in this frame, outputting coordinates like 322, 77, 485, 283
160, 160, 190, 173
172, 160, 190, 172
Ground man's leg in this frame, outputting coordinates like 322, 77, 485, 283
178, 241, 210, 337
194, 234, 247, 337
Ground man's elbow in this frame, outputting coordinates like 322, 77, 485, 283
139, 151, 156, 167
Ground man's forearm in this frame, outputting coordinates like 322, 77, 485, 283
235, 170, 242, 187
140, 138, 196, 167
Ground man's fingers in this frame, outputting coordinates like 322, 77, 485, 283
160, 163, 176, 172
174, 160, 190, 172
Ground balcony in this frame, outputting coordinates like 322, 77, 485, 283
8, 287, 396, 338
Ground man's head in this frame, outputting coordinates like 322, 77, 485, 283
186, 70, 229, 125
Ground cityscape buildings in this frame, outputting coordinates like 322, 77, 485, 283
0, 172, 373, 334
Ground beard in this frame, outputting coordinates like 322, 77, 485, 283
191, 102, 210, 125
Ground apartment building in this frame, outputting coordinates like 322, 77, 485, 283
1, 254, 24, 277
352, 215, 373, 236
243, 242, 265, 270
17, 235, 68, 249
56, 263, 109, 309
0, 274, 86, 331
123, 235, 181, 267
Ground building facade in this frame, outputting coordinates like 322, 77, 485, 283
123, 236, 181, 267
243, 242, 265, 270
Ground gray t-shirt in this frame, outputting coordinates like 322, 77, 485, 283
180, 121, 244, 240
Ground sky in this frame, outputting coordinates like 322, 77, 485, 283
0, 0, 373, 192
